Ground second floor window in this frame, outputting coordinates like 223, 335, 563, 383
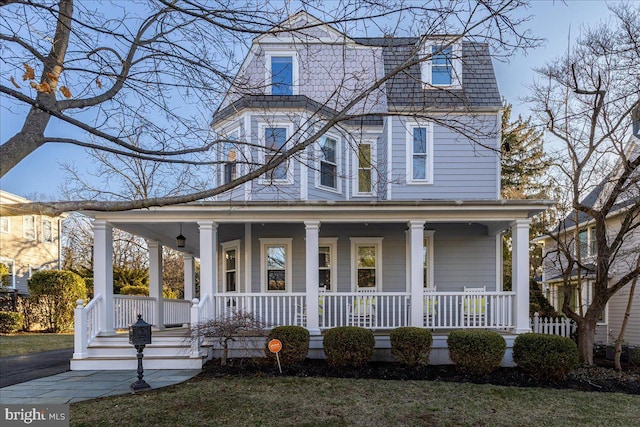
271, 56, 293, 95
42, 219, 53, 243
320, 137, 337, 189
577, 226, 597, 258
0, 217, 8, 234
412, 128, 428, 180
431, 45, 453, 85
223, 130, 239, 185
265, 127, 288, 182
357, 143, 372, 194
24, 216, 36, 240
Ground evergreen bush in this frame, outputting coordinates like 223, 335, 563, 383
390, 327, 432, 366
28, 270, 86, 332
0, 311, 23, 333
513, 333, 578, 380
265, 325, 310, 365
447, 330, 506, 375
323, 326, 375, 368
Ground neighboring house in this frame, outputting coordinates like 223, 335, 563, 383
71, 12, 551, 370
537, 134, 640, 346
0, 190, 64, 294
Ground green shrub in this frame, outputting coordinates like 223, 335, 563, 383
447, 330, 506, 375
28, 270, 86, 332
0, 263, 10, 289
323, 326, 375, 368
119, 285, 150, 296
513, 333, 578, 380
390, 327, 432, 366
0, 311, 23, 333
265, 326, 310, 365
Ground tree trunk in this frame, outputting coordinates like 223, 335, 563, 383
0, 107, 51, 177
577, 319, 596, 366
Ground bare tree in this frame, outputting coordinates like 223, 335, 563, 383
531, 4, 640, 365
1, 0, 538, 215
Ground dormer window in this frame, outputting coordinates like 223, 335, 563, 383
421, 41, 461, 89
222, 129, 240, 185
266, 51, 298, 95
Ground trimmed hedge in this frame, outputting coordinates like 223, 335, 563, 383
513, 333, 578, 380
323, 326, 375, 368
265, 326, 310, 365
0, 311, 23, 333
447, 330, 506, 375
390, 327, 432, 366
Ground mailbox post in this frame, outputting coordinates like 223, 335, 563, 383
129, 314, 152, 391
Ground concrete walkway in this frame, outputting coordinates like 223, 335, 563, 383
0, 369, 201, 404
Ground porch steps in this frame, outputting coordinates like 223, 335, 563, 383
70, 330, 212, 370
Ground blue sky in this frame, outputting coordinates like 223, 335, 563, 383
0, 0, 619, 199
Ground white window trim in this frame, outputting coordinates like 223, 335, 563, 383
319, 237, 338, 292
260, 238, 293, 292
405, 121, 434, 184
0, 257, 15, 288
23, 215, 36, 241
421, 40, 462, 89
258, 122, 295, 185
350, 237, 383, 291
42, 218, 53, 243
0, 217, 9, 234
315, 133, 342, 194
220, 239, 241, 293
28, 264, 42, 278
353, 140, 377, 197
264, 50, 299, 95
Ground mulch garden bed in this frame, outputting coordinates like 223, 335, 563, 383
199, 357, 640, 395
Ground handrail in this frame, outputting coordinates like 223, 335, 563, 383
73, 294, 103, 359
190, 294, 210, 357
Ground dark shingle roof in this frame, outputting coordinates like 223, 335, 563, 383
353, 37, 501, 110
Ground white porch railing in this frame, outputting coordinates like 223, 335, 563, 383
321, 292, 410, 329
113, 295, 156, 329
213, 293, 306, 327
163, 298, 191, 326
73, 295, 102, 359
423, 291, 516, 329
530, 313, 577, 337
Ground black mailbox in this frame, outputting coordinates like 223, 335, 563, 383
129, 314, 152, 346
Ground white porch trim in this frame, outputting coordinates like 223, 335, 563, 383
409, 220, 425, 327
183, 254, 195, 301
198, 221, 218, 316
93, 220, 115, 335
147, 240, 164, 330
512, 219, 531, 333
304, 221, 320, 334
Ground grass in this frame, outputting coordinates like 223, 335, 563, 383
71, 375, 640, 427
0, 332, 74, 357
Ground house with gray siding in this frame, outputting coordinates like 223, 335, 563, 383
71, 12, 552, 370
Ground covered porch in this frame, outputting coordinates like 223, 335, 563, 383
72, 200, 549, 369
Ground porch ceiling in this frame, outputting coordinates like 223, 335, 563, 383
85, 200, 553, 257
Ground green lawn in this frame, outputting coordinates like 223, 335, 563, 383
71, 376, 640, 427
0, 333, 74, 357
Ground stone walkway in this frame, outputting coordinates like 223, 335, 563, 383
0, 369, 201, 404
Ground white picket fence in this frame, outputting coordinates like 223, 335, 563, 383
530, 313, 577, 338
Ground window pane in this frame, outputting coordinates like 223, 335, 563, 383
413, 155, 426, 180
358, 144, 371, 167
423, 242, 429, 287
578, 229, 588, 258
357, 269, 376, 288
432, 67, 452, 85
357, 246, 376, 268
42, 220, 52, 242
358, 169, 371, 193
271, 56, 293, 95
267, 246, 286, 269
265, 128, 287, 150
432, 46, 452, 65
225, 249, 236, 271
0, 217, 8, 233
413, 128, 427, 153
322, 138, 336, 163
224, 163, 236, 184
267, 270, 286, 290
321, 163, 337, 188
24, 216, 36, 240
319, 269, 331, 290
226, 271, 236, 292
319, 247, 331, 268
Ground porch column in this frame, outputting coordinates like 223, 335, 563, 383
198, 221, 218, 318
147, 240, 164, 330
305, 221, 320, 334
93, 220, 115, 335
409, 220, 425, 327
183, 254, 195, 301
511, 219, 531, 333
